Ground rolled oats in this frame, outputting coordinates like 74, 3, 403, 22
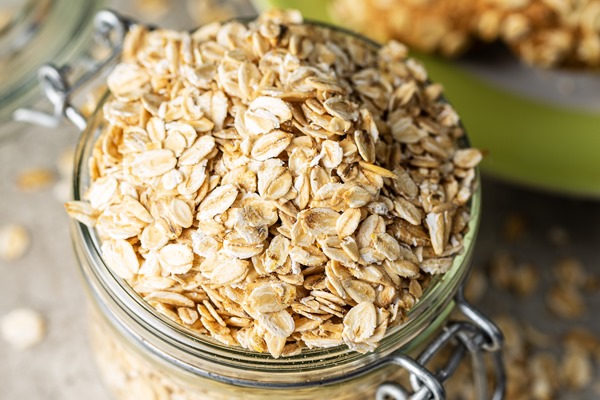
546, 283, 586, 319
331, 0, 475, 57
332, 0, 600, 68
66, 10, 479, 357
0, 224, 30, 261
15, 168, 56, 192
342, 301, 377, 347
101, 239, 140, 279
450, 216, 600, 400
474, 0, 600, 68
0, 308, 46, 349
561, 345, 593, 390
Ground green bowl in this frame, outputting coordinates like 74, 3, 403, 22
253, 0, 600, 197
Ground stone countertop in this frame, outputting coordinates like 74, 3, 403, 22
2, 2, 600, 399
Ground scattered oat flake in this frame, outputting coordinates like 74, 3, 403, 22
503, 213, 527, 243
0, 224, 30, 261
562, 347, 593, 390
546, 284, 585, 319
16, 168, 55, 192
1, 308, 46, 349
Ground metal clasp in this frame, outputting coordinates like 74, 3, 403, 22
13, 9, 133, 130
375, 287, 506, 400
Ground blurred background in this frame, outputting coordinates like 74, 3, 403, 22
1, 0, 600, 399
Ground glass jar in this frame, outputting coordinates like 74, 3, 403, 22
31, 10, 505, 400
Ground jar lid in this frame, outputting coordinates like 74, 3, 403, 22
0, 0, 103, 126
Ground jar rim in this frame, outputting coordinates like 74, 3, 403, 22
70, 20, 481, 385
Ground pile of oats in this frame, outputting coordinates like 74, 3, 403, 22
473, 0, 600, 68
331, 0, 476, 57
333, 0, 600, 68
66, 9, 480, 357
185, 0, 240, 26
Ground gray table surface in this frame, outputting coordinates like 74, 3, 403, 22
2, 2, 600, 399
